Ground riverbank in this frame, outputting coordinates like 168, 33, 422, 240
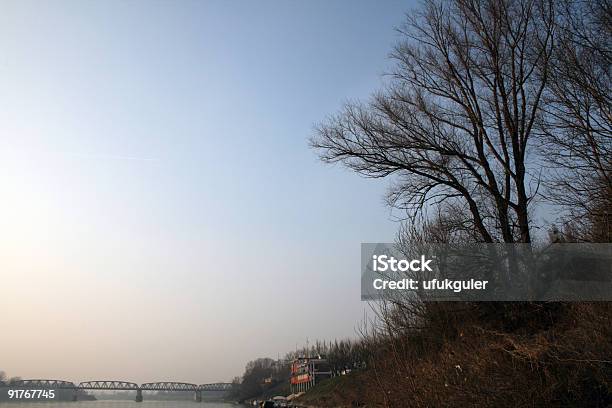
287, 303, 612, 407
292, 373, 368, 408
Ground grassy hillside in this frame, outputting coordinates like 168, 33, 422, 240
296, 303, 612, 407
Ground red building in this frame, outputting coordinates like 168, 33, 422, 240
290, 357, 332, 393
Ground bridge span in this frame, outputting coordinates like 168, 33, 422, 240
6, 379, 233, 402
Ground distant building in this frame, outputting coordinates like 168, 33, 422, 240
289, 357, 332, 393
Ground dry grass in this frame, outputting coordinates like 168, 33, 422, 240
298, 303, 612, 407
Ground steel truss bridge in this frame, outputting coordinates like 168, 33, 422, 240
4, 379, 233, 402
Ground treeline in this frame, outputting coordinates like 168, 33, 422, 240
228, 338, 370, 402
0, 370, 21, 386
227, 357, 288, 402
285, 339, 369, 375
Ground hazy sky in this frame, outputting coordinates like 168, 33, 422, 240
0, 0, 413, 383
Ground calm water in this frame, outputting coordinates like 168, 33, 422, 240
0, 402, 239, 408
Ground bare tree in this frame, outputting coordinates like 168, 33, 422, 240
309, 2, 611, 405
312, 0, 558, 243
540, 0, 612, 242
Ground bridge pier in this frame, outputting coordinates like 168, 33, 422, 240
135, 388, 143, 402
72, 388, 78, 401
194, 390, 202, 402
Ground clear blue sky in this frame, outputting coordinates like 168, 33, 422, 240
0, 0, 414, 382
